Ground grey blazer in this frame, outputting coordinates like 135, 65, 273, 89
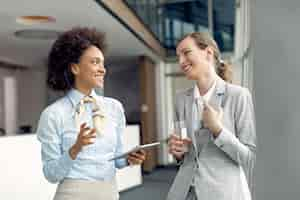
166, 77, 256, 200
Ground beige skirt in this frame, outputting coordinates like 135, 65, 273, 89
54, 178, 119, 200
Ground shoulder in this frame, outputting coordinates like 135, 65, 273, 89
176, 87, 193, 97
174, 87, 193, 105
225, 84, 253, 113
39, 96, 69, 120
173, 88, 193, 117
226, 83, 252, 99
174, 87, 193, 102
102, 96, 125, 113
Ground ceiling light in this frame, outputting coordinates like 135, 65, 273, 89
16, 16, 56, 25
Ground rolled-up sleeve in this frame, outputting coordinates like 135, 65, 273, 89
37, 108, 74, 183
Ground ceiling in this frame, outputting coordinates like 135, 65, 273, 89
0, 0, 157, 69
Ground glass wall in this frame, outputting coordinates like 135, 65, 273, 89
213, 0, 235, 52
125, 0, 163, 43
125, 0, 235, 55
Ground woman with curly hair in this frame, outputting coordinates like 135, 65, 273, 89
37, 27, 146, 200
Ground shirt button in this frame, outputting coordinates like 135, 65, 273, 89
219, 144, 224, 148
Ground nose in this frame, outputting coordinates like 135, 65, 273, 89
178, 55, 185, 65
98, 64, 106, 75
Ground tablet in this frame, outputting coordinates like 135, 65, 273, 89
108, 142, 161, 161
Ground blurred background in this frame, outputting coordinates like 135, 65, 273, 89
0, 0, 299, 200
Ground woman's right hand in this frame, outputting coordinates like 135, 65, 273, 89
168, 134, 192, 161
69, 123, 96, 160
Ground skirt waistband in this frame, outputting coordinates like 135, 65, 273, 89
54, 178, 119, 200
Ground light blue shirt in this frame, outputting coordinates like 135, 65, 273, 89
37, 89, 128, 183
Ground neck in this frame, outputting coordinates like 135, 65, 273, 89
74, 81, 92, 96
196, 71, 217, 96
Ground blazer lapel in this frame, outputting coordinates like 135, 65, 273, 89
209, 77, 226, 109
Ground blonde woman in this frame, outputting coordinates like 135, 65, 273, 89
167, 32, 256, 200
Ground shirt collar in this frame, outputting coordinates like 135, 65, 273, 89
193, 80, 217, 102
67, 88, 98, 108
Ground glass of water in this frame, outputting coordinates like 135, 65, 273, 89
173, 120, 187, 139
173, 120, 189, 152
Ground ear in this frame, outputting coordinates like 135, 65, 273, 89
70, 63, 80, 75
205, 46, 214, 62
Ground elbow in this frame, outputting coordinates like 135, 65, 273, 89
236, 144, 256, 166
43, 167, 61, 184
45, 176, 59, 184
249, 144, 257, 161
243, 145, 256, 167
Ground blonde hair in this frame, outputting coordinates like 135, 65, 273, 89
216, 60, 233, 83
178, 32, 233, 82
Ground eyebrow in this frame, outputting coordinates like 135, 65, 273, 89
176, 48, 191, 56
90, 57, 104, 62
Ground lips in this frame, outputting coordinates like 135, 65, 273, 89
95, 74, 104, 81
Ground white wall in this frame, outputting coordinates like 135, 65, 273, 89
253, 0, 300, 199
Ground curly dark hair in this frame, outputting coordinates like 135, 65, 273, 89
47, 27, 106, 91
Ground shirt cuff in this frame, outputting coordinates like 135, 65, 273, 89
115, 158, 129, 169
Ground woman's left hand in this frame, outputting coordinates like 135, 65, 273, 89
127, 150, 146, 165
202, 101, 223, 138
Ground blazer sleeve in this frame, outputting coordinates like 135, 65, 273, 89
214, 88, 256, 168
